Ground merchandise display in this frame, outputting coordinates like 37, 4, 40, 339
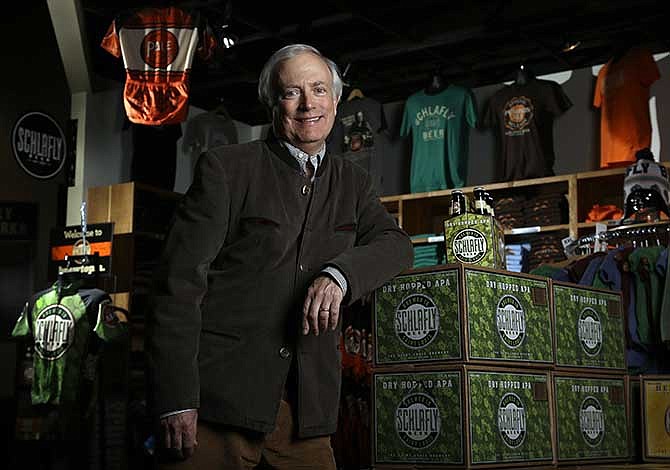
373, 265, 553, 366
594, 47, 661, 168
553, 374, 629, 462
373, 368, 554, 467
505, 243, 531, 273
528, 233, 567, 272
494, 194, 527, 229
374, 369, 463, 465
182, 106, 239, 159
400, 85, 477, 192
327, 94, 388, 193
623, 148, 670, 221
641, 376, 670, 461
329, 95, 386, 154
553, 282, 625, 371
10, 270, 128, 470
538, 237, 670, 375
585, 204, 624, 223
101, 6, 216, 125
483, 75, 572, 181
444, 213, 506, 269
12, 282, 125, 406
410, 234, 446, 268
11, 3, 670, 467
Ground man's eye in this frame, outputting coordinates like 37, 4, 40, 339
314, 87, 328, 95
282, 89, 300, 99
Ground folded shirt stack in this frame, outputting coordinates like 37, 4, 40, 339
523, 192, 567, 227
494, 195, 526, 229
505, 243, 531, 273
411, 234, 446, 268
527, 234, 567, 272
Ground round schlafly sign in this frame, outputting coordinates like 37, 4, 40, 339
12, 112, 67, 179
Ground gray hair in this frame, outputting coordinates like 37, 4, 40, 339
257, 44, 343, 111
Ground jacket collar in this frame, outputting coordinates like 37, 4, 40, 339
265, 132, 330, 177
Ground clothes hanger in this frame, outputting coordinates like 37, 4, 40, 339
515, 64, 533, 85
425, 68, 447, 95
347, 88, 365, 101
213, 98, 232, 118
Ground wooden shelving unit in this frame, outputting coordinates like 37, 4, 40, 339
88, 182, 183, 350
381, 164, 670, 243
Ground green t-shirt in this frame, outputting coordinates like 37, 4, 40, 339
628, 246, 665, 347
12, 284, 126, 405
400, 85, 477, 192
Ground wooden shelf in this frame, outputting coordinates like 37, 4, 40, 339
379, 167, 660, 241
578, 220, 622, 229
504, 224, 570, 236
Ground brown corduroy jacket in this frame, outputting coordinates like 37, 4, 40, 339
148, 135, 413, 437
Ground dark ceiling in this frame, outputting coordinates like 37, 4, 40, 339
82, 0, 670, 125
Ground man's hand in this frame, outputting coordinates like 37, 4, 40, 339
159, 409, 198, 460
302, 276, 343, 335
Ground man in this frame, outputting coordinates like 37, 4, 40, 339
148, 43, 413, 469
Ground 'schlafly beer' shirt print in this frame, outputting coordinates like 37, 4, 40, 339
401, 85, 477, 193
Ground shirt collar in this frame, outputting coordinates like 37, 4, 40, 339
281, 140, 326, 167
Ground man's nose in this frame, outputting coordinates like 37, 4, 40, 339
299, 93, 315, 110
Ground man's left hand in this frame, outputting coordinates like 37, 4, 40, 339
302, 276, 343, 336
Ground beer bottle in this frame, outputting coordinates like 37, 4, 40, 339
485, 191, 495, 217
449, 189, 467, 217
473, 187, 488, 215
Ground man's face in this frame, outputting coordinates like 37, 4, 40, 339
273, 52, 338, 155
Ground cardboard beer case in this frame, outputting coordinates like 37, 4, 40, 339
373, 365, 555, 468
629, 375, 642, 462
443, 213, 506, 270
373, 264, 553, 368
552, 281, 625, 372
641, 375, 670, 462
552, 372, 629, 464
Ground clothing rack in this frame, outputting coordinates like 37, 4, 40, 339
565, 221, 670, 257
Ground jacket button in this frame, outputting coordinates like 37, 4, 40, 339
300, 264, 306, 272
279, 347, 291, 359
301, 184, 310, 195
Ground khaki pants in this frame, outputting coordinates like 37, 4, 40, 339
158, 400, 336, 470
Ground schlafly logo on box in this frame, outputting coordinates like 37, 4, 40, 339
452, 228, 487, 263
496, 294, 526, 349
395, 392, 441, 449
580, 396, 605, 447
498, 393, 527, 448
578, 307, 602, 356
395, 294, 439, 349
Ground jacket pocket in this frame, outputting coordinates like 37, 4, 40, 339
230, 215, 286, 271
334, 223, 357, 232
318, 221, 357, 262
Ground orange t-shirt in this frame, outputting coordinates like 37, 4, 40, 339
101, 7, 216, 126
593, 47, 660, 168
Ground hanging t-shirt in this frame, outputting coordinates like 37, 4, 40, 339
594, 47, 660, 168
101, 6, 216, 126
329, 97, 387, 153
483, 78, 572, 181
400, 85, 477, 193
182, 108, 238, 160
328, 97, 387, 193
12, 283, 127, 405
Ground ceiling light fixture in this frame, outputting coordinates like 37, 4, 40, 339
218, 24, 237, 49
562, 39, 581, 52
